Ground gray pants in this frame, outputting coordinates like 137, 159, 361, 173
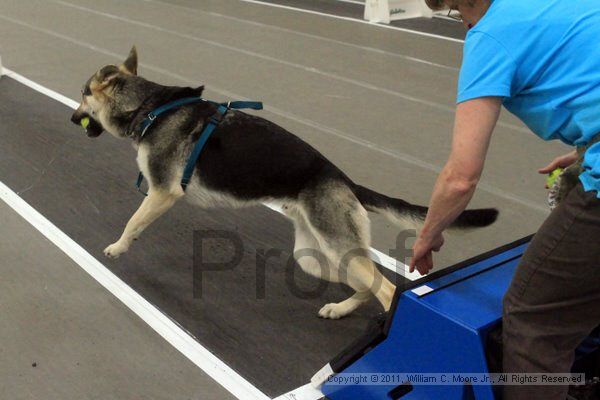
502, 183, 600, 399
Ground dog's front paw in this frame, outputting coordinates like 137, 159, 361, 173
104, 242, 128, 259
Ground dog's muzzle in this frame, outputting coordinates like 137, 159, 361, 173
70, 112, 104, 137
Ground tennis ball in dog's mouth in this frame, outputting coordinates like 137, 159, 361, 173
81, 117, 90, 130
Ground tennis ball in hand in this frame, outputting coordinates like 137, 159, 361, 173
81, 117, 90, 130
546, 167, 564, 188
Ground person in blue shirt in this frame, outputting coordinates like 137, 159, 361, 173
413, 0, 600, 398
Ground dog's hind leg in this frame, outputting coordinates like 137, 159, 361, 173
299, 182, 396, 319
290, 209, 373, 319
315, 245, 395, 319
287, 206, 337, 282
104, 188, 183, 258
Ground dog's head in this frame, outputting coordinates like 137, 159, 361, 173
71, 46, 139, 138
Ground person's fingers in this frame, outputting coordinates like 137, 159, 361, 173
414, 260, 425, 275
431, 234, 444, 252
417, 251, 433, 275
409, 246, 419, 273
539, 151, 579, 174
538, 159, 558, 174
411, 242, 427, 271
539, 154, 576, 174
412, 237, 441, 275
412, 256, 425, 274
426, 252, 433, 271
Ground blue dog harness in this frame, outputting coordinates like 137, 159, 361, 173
135, 97, 263, 195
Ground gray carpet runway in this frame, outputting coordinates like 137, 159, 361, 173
0, 76, 407, 397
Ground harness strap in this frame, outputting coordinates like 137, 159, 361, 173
139, 97, 206, 139
135, 97, 262, 196
136, 172, 145, 195
180, 104, 228, 190
222, 101, 263, 110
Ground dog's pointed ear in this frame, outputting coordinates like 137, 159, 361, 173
119, 45, 138, 75
95, 65, 120, 89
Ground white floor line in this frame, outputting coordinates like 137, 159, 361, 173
0, 180, 269, 400
51, 0, 460, 115
141, 0, 458, 71
232, 0, 465, 43
0, 12, 548, 216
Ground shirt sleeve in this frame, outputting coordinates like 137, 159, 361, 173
457, 31, 517, 104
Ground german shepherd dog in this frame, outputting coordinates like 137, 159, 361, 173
71, 47, 498, 319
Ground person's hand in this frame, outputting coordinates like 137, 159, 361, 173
538, 150, 578, 188
410, 232, 445, 275
538, 150, 578, 174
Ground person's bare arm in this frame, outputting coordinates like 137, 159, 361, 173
410, 97, 502, 275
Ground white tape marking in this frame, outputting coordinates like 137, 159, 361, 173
412, 284, 434, 296
311, 363, 335, 389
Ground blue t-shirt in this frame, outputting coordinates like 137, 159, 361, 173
457, 0, 600, 197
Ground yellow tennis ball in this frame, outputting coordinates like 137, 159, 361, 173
81, 117, 90, 130
546, 167, 564, 188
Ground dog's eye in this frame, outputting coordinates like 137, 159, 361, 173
82, 86, 92, 96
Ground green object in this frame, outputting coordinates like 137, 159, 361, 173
81, 117, 90, 130
547, 167, 564, 188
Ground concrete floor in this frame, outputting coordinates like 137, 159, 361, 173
0, 0, 572, 398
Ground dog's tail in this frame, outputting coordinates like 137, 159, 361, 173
352, 184, 498, 230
